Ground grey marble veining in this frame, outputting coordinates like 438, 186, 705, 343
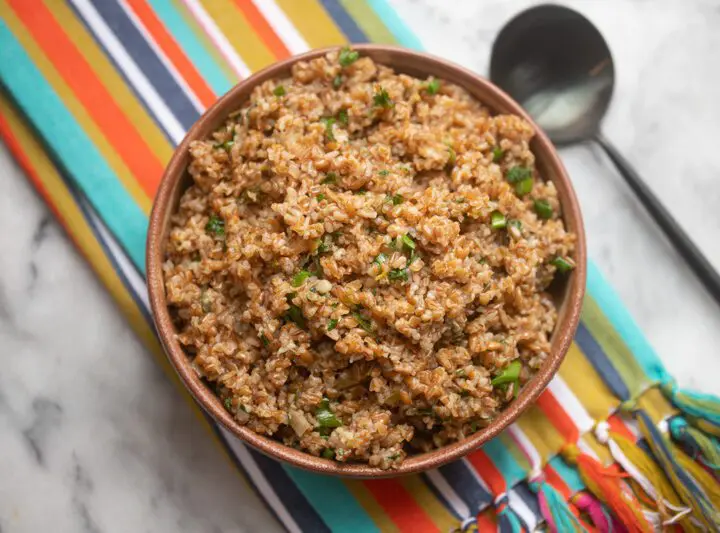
1, 1, 720, 531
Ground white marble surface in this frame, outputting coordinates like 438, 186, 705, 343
2, 1, 720, 531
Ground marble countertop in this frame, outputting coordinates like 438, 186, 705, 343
2, 1, 720, 531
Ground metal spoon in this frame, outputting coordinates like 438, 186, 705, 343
490, 4, 720, 306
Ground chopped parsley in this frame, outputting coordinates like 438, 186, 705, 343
401, 234, 416, 251
351, 311, 373, 333
373, 87, 394, 109
273, 85, 286, 97
260, 334, 270, 347
338, 46, 359, 67
491, 360, 521, 387
388, 268, 409, 282
320, 117, 336, 141
391, 194, 403, 205
534, 199, 553, 219
490, 210, 507, 230
292, 270, 311, 287
316, 398, 342, 428
327, 318, 338, 331
550, 256, 575, 273
213, 140, 234, 151
321, 448, 336, 459
205, 215, 225, 237
425, 78, 440, 95
470, 421, 479, 433
378, 170, 390, 176
337, 109, 349, 125
333, 75, 343, 89
447, 145, 456, 166
515, 177, 534, 196
506, 166, 532, 183
286, 304, 306, 329
224, 398, 233, 411
316, 193, 326, 202
492, 146, 504, 162
321, 172, 338, 185
373, 253, 387, 266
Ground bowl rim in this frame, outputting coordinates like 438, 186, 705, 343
146, 44, 587, 478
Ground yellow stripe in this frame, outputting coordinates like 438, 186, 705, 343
339, 0, 398, 44
398, 475, 457, 532
498, 433, 531, 472
46, 1, 174, 166
275, 0, 348, 48
343, 481, 399, 533
1, 3, 152, 214
559, 343, 620, 421
0, 93, 250, 489
637, 387, 677, 425
199, 0, 276, 72
582, 433, 612, 465
171, 0, 238, 83
516, 405, 564, 463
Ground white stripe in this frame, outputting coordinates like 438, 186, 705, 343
117, 0, 206, 112
548, 376, 595, 434
425, 470, 471, 519
251, 0, 310, 54
463, 458, 491, 493
180, 0, 251, 79
70, 0, 186, 144
508, 489, 538, 530
221, 429, 302, 533
507, 424, 542, 473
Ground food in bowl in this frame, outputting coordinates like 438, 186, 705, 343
163, 48, 575, 469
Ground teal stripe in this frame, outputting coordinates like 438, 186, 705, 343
148, 0, 235, 96
548, 456, 584, 493
483, 438, 526, 487
367, 0, 424, 50
282, 466, 379, 533
0, 22, 148, 271
586, 261, 667, 383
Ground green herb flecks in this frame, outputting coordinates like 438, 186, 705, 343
351, 311, 373, 333
327, 318, 338, 332
285, 300, 306, 329
260, 334, 270, 347
338, 46, 359, 67
373, 253, 387, 267
321, 172, 338, 185
224, 398, 233, 411
515, 177, 534, 196
316, 193, 326, 202
292, 270, 311, 287
550, 256, 575, 273
333, 75, 343, 89
492, 146, 504, 162
490, 211, 506, 230
506, 166, 532, 184
205, 215, 225, 237
213, 140, 234, 151
320, 117, 336, 141
447, 145, 456, 166
425, 78, 440, 95
378, 170, 390, 176
316, 398, 342, 428
491, 360, 521, 387
388, 268, 409, 283
390, 194, 403, 205
373, 87, 394, 109
337, 109, 349, 125
401, 234, 416, 251
534, 199, 553, 219
273, 85, 286, 97
321, 448, 335, 459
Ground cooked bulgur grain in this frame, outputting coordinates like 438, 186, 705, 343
163, 49, 575, 469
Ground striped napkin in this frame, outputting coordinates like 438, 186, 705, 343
1, 2, 718, 531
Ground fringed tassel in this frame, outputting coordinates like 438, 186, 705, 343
527, 473, 587, 533
560, 443, 654, 533
571, 491, 626, 533
494, 493, 529, 533
634, 409, 720, 531
669, 417, 720, 472
661, 380, 720, 437
593, 421, 696, 529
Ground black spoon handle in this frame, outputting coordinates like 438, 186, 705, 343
593, 132, 720, 307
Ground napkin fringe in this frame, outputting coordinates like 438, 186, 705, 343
529, 474, 588, 533
670, 416, 720, 472
662, 381, 720, 437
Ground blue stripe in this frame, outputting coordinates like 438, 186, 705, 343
439, 460, 492, 514
483, 438, 527, 488
574, 322, 631, 401
420, 473, 464, 519
548, 456, 584, 493
318, 0, 368, 43
0, 23, 148, 271
513, 482, 541, 520
282, 466, 379, 533
86, 0, 200, 131
366, 0, 425, 50
147, 0, 235, 96
587, 262, 668, 383
249, 450, 331, 533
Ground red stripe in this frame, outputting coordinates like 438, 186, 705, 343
476, 509, 497, 531
9, 0, 163, 198
543, 464, 572, 499
607, 414, 636, 442
362, 479, 439, 533
466, 449, 507, 495
233, 0, 291, 59
536, 390, 580, 442
125, 0, 217, 106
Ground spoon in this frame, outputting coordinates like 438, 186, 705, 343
490, 4, 720, 307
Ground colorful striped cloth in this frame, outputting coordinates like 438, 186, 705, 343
1, 2, 719, 532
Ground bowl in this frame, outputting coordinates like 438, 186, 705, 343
147, 44, 586, 477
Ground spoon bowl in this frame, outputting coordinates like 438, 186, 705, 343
490, 4, 614, 144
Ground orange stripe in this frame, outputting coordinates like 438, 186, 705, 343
362, 479, 439, 533
476, 509, 497, 531
8, 0, 163, 197
607, 414, 636, 442
124, 0, 217, 106
233, 0, 290, 59
466, 450, 506, 494
544, 464, 572, 499
536, 390, 580, 442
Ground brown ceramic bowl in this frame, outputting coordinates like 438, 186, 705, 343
147, 44, 586, 478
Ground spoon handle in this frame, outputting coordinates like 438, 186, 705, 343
593, 132, 720, 306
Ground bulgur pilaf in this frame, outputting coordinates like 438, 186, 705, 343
163, 49, 575, 469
